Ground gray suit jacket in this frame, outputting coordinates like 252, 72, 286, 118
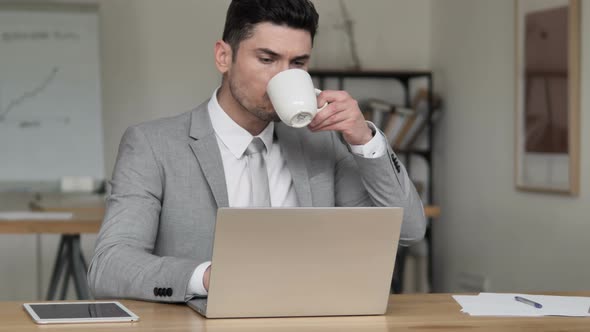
88, 101, 426, 302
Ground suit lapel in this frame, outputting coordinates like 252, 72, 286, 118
275, 123, 313, 207
188, 102, 229, 208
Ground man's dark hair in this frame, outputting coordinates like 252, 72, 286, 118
222, 0, 319, 56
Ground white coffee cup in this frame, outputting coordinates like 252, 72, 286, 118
266, 69, 326, 128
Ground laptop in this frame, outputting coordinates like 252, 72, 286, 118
187, 207, 403, 318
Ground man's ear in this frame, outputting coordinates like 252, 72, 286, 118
214, 40, 232, 74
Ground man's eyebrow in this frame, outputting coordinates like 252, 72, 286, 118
256, 48, 310, 62
256, 48, 280, 57
292, 54, 310, 62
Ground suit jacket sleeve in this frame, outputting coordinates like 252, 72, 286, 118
332, 132, 426, 246
87, 125, 199, 302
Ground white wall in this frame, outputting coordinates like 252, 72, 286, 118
98, 0, 230, 178
430, 0, 590, 292
99, 0, 432, 176
312, 0, 431, 70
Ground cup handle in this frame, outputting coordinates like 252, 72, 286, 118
315, 89, 329, 111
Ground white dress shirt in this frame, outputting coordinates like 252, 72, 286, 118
186, 88, 388, 297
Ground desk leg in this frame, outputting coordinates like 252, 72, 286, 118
46, 237, 67, 300
426, 226, 433, 292
45, 235, 91, 300
60, 265, 71, 300
70, 236, 90, 299
79, 248, 88, 272
391, 246, 408, 294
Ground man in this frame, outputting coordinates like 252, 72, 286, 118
88, 0, 425, 302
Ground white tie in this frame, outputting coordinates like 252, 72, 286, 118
245, 137, 271, 207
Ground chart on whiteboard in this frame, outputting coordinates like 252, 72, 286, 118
0, 7, 104, 183
0, 66, 68, 127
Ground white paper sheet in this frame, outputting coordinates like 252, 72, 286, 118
453, 293, 590, 317
0, 211, 73, 220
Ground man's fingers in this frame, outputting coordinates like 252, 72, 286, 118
310, 110, 353, 132
309, 102, 342, 128
311, 98, 360, 128
316, 90, 351, 109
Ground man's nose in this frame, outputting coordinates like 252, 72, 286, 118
282, 61, 297, 72
269, 63, 291, 80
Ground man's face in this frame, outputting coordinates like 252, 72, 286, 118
223, 22, 313, 122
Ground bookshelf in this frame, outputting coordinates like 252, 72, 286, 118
310, 69, 438, 293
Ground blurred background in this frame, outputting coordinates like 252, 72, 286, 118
0, 0, 588, 301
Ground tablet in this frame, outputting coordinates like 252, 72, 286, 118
23, 301, 139, 324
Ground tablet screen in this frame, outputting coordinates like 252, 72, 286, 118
29, 303, 132, 319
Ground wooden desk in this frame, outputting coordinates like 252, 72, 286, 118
424, 205, 440, 219
29, 194, 106, 216
0, 213, 102, 234
30, 196, 440, 219
2, 293, 589, 331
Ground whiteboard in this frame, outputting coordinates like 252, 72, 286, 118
0, 4, 104, 185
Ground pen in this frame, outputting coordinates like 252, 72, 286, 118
514, 296, 543, 309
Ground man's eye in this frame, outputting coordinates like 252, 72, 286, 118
259, 58, 273, 64
293, 61, 305, 67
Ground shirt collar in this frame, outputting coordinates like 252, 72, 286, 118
208, 87, 274, 159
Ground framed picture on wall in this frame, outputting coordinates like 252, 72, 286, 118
514, 0, 581, 195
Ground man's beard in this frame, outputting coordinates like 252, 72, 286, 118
229, 79, 280, 122
247, 106, 281, 122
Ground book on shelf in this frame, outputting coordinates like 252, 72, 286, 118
393, 109, 418, 149
383, 106, 414, 146
359, 98, 395, 129
359, 90, 441, 151
365, 98, 395, 113
395, 89, 441, 150
399, 106, 442, 150
395, 89, 443, 151
359, 98, 413, 143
